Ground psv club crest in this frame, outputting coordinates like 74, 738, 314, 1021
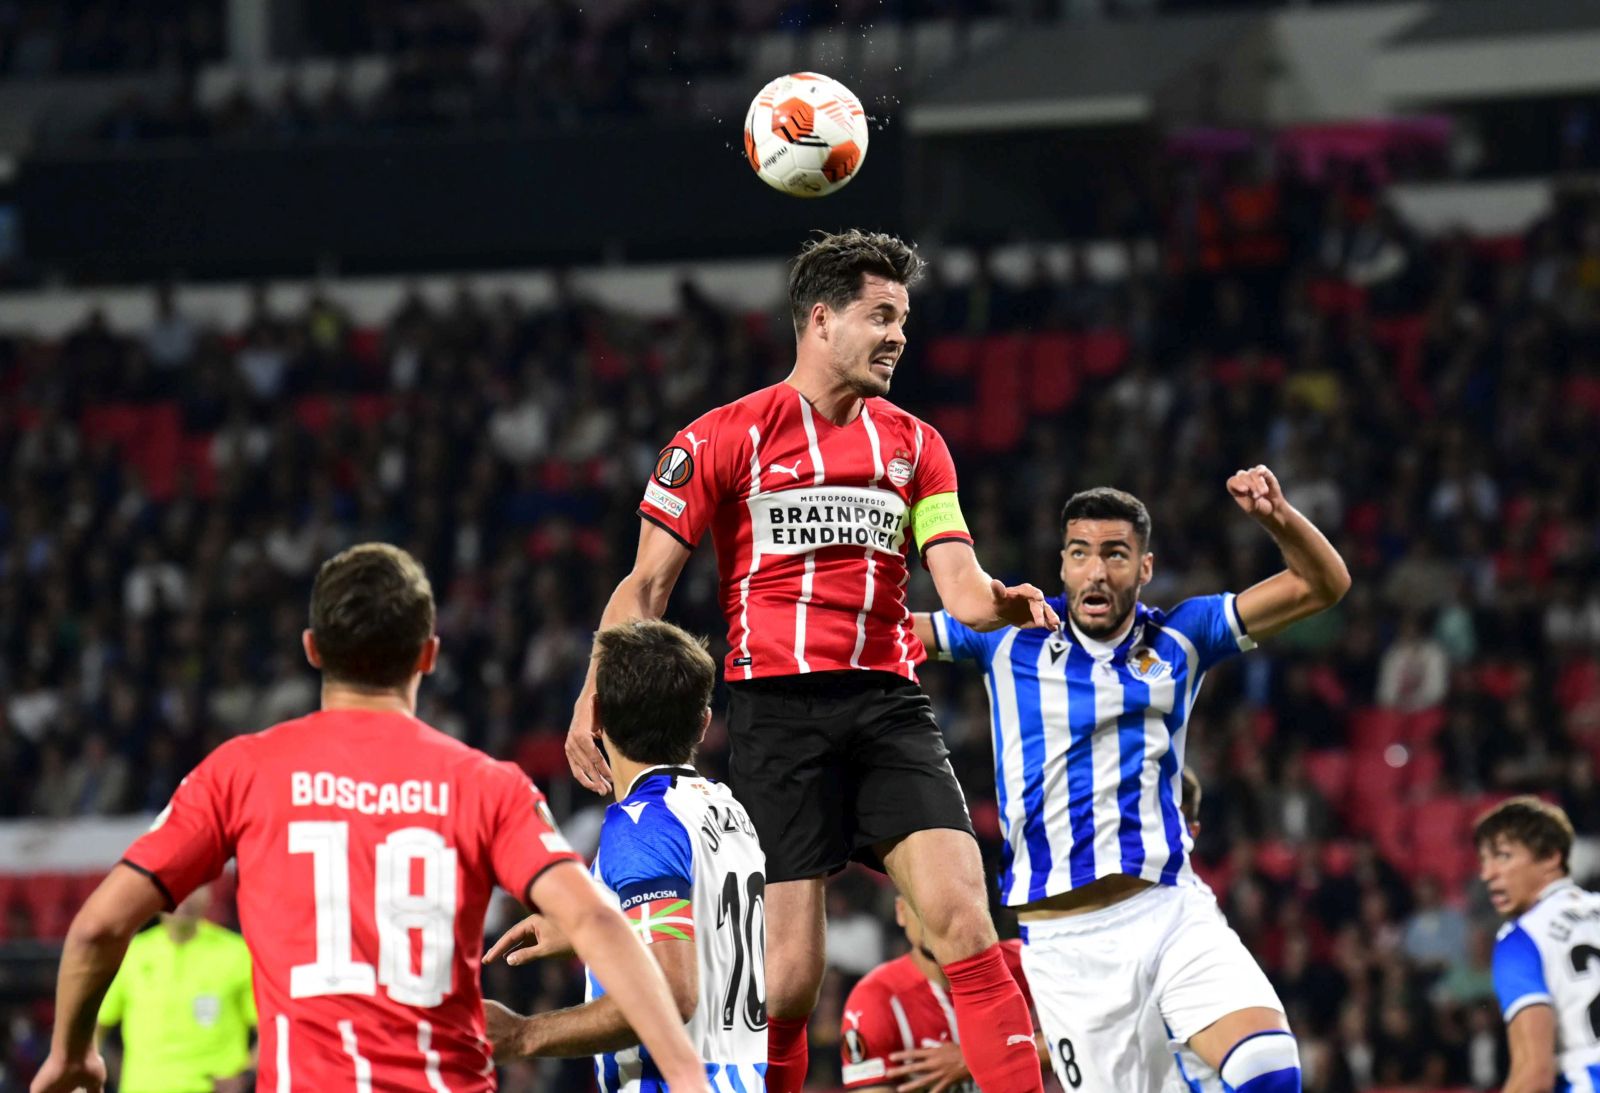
886, 447, 913, 488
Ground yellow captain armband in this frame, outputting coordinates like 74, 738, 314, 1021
910, 491, 970, 550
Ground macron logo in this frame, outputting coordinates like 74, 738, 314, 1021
621, 802, 648, 824
768, 459, 804, 480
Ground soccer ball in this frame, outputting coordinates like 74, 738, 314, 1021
744, 72, 868, 198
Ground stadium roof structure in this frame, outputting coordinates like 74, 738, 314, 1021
1374, 0, 1600, 104
903, 11, 1267, 135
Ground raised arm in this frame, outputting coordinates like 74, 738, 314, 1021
509, 862, 710, 1091
924, 542, 1058, 633
1228, 465, 1351, 641
1502, 1005, 1557, 1093
31, 865, 168, 1093
566, 520, 694, 794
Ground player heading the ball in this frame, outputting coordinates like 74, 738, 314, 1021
567, 229, 1056, 1093
31, 544, 710, 1093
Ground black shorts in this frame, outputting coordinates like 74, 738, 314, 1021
726, 670, 975, 883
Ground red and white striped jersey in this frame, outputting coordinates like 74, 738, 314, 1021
122, 709, 581, 1092
639, 383, 971, 681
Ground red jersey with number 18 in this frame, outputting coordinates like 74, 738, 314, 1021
639, 383, 972, 682
121, 709, 580, 1092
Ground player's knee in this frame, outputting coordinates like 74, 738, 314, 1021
1218, 1031, 1301, 1093
920, 896, 997, 962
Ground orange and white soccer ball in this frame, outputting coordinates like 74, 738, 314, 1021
744, 72, 868, 198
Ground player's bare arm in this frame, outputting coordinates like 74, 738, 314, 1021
567, 520, 694, 794
882, 1033, 1051, 1093
925, 540, 1059, 632
1502, 1004, 1558, 1093
30, 865, 168, 1093
498, 860, 710, 1089
1228, 464, 1351, 640
485, 936, 697, 1060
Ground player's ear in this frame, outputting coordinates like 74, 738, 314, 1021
589, 690, 605, 733
697, 707, 711, 747
302, 629, 322, 670
416, 636, 440, 676
1140, 551, 1154, 586
811, 301, 830, 339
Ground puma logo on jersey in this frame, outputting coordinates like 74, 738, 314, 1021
768, 459, 805, 480
684, 432, 709, 453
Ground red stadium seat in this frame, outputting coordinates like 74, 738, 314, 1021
1348, 706, 1405, 754
1412, 797, 1476, 887
1026, 333, 1081, 413
1346, 753, 1405, 836
926, 336, 977, 378
20, 873, 76, 940
1303, 750, 1351, 808
975, 336, 1029, 453
1080, 329, 1129, 378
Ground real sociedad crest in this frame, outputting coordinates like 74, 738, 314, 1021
1128, 645, 1170, 680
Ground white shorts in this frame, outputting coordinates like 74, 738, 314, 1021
1019, 883, 1284, 1093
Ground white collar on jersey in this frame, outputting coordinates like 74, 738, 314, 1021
1532, 876, 1581, 907
623, 764, 700, 799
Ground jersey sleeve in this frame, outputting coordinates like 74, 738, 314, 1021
483, 761, 582, 904
1160, 593, 1256, 672
927, 609, 997, 668
1493, 923, 1551, 1022
840, 976, 905, 1089
121, 742, 244, 909
597, 803, 696, 945
908, 424, 972, 555
638, 408, 738, 550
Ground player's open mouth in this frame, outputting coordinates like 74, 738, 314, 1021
871, 355, 896, 373
1080, 593, 1111, 617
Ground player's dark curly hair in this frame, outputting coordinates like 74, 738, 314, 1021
310, 543, 435, 689
1473, 795, 1574, 872
1060, 487, 1153, 550
594, 620, 717, 766
788, 229, 925, 334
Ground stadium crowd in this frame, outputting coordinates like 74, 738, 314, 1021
4, 153, 1600, 1091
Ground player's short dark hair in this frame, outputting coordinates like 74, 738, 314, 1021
1180, 767, 1201, 828
594, 620, 717, 766
1061, 487, 1152, 550
1473, 796, 1574, 872
788, 229, 925, 334
309, 543, 435, 689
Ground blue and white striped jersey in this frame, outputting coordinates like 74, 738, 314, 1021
931, 593, 1253, 905
1493, 878, 1600, 1091
588, 766, 768, 1093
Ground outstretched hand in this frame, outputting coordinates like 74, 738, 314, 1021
991, 579, 1060, 630
1227, 464, 1285, 521
483, 912, 574, 967
565, 698, 613, 796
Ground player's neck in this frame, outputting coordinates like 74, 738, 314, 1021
319, 681, 417, 716
785, 366, 863, 427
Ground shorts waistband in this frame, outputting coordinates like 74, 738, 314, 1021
1019, 883, 1177, 942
